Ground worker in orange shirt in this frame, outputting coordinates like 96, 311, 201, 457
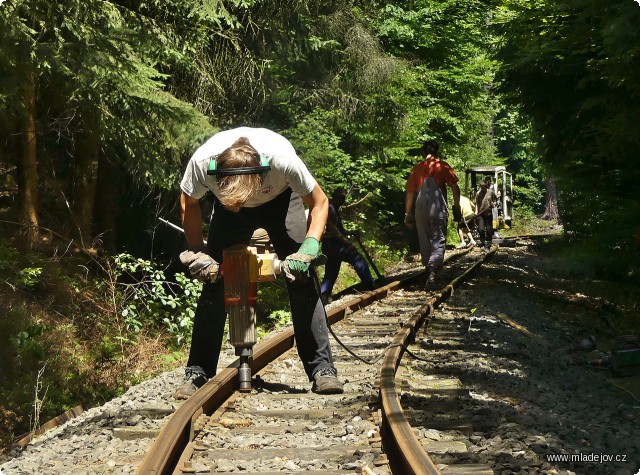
404, 140, 461, 288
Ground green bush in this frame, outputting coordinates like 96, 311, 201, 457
16, 267, 43, 289
9, 321, 48, 361
0, 240, 19, 270
110, 253, 201, 345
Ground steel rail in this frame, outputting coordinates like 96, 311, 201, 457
136, 269, 429, 474
137, 247, 474, 474
379, 247, 495, 475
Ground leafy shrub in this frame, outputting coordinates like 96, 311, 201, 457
258, 309, 291, 339
9, 321, 48, 361
0, 240, 43, 290
110, 253, 201, 345
17, 267, 43, 289
0, 240, 19, 270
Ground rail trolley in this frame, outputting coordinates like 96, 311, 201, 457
465, 165, 514, 230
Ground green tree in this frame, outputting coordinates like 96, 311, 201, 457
0, 0, 216, 250
496, 0, 640, 255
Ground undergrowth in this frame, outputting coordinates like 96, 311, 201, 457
0, 241, 198, 451
4, 213, 608, 453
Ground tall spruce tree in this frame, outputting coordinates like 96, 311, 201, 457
496, 0, 640, 254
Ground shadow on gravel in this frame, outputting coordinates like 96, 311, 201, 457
252, 377, 309, 394
425, 244, 640, 475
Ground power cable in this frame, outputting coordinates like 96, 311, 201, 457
312, 272, 441, 366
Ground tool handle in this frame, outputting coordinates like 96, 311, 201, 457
353, 235, 383, 279
159, 218, 207, 245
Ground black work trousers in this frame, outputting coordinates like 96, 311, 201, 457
320, 240, 375, 296
186, 188, 334, 381
476, 211, 494, 248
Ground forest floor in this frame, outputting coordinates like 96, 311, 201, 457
501, 218, 640, 399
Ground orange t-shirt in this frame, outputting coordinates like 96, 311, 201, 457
405, 157, 459, 193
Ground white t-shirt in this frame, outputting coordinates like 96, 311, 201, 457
180, 127, 316, 207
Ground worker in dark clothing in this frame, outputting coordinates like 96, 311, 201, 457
320, 189, 375, 304
474, 176, 497, 250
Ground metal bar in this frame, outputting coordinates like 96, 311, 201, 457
158, 217, 184, 234
158, 217, 208, 246
354, 235, 383, 280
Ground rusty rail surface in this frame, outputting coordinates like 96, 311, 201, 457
379, 247, 495, 475
137, 247, 477, 475
137, 279, 418, 473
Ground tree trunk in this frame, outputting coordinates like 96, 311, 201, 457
73, 109, 101, 249
17, 64, 39, 248
93, 153, 119, 254
541, 176, 559, 221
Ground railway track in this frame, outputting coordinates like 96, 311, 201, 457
4, 234, 638, 475
138, 245, 495, 475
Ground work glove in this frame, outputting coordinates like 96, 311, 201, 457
404, 212, 415, 230
179, 250, 219, 283
282, 237, 325, 283
452, 204, 463, 223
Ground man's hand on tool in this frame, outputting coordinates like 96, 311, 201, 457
282, 237, 325, 283
180, 250, 219, 283
452, 204, 463, 223
404, 212, 415, 230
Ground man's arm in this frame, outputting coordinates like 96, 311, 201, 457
405, 190, 415, 215
451, 183, 461, 207
300, 184, 329, 242
180, 192, 206, 250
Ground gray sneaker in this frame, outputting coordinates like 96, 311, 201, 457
174, 366, 208, 400
312, 367, 344, 394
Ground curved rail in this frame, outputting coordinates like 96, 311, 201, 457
137, 246, 479, 474
137, 268, 427, 474
379, 247, 495, 475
